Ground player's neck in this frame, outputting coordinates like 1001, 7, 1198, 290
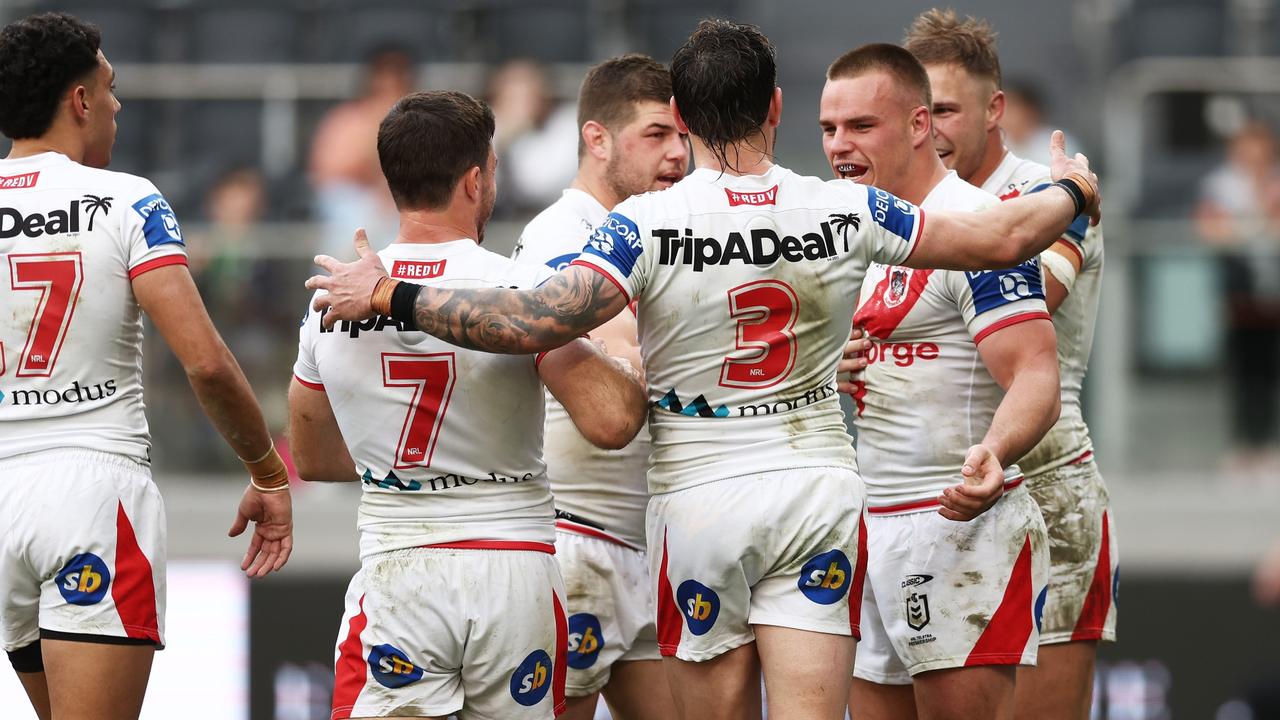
895, 150, 950, 206
571, 167, 622, 211
964, 131, 1007, 188
689, 135, 774, 177
6, 130, 86, 164
394, 209, 481, 245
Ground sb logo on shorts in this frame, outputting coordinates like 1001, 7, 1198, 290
368, 644, 424, 688
676, 580, 720, 635
510, 649, 553, 706
567, 613, 605, 669
55, 553, 111, 606
798, 549, 853, 605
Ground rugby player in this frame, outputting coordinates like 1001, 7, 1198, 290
305, 20, 1099, 720
819, 44, 1057, 720
287, 91, 648, 720
510, 54, 685, 720
904, 11, 1116, 719
0, 12, 293, 720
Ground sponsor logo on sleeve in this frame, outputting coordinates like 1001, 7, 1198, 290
866, 186, 919, 243
566, 613, 605, 669
724, 184, 778, 206
798, 549, 853, 604
510, 649, 553, 706
965, 257, 1045, 314
0, 171, 39, 190
582, 212, 643, 277
131, 193, 184, 248
390, 259, 446, 279
368, 644, 425, 688
56, 552, 112, 605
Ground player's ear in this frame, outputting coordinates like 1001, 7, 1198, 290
582, 120, 610, 162
987, 90, 1005, 130
767, 87, 783, 127
70, 83, 91, 124
670, 97, 690, 135
910, 105, 932, 147
463, 165, 483, 202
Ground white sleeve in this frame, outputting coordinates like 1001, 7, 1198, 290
292, 294, 324, 390
569, 197, 650, 302
122, 178, 189, 280
855, 184, 926, 267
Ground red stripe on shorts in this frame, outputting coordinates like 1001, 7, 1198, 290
552, 590, 568, 716
331, 595, 368, 720
849, 512, 868, 640
655, 530, 683, 656
1071, 510, 1113, 641
965, 534, 1035, 666
421, 540, 555, 554
111, 502, 160, 643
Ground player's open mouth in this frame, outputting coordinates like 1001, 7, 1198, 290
937, 150, 952, 161
835, 162, 868, 181
655, 174, 682, 187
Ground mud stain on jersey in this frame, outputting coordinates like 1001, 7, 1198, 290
965, 612, 990, 631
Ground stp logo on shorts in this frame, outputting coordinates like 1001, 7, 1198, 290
55, 553, 111, 605
367, 644, 424, 688
567, 613, 605, 669
798, 549, 853, 605
510, 649, 552, 706
676, 580, 719, 635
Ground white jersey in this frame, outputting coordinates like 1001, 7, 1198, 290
852, 172, 1050, 509
513, 188, 650, 548
293, 240, 557, 559
981, 151, 1101, 475
574, 165, 924, 494
0, 152, 188, 462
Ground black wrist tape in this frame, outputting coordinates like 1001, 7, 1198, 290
1053, 178, 1087, 217
389, 281, 422, 326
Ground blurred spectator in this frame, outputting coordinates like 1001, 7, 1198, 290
1195, 120, 1280, 480
308, 45, 410, 255
486, 59, 578, 215
1001, 78, 1084, 167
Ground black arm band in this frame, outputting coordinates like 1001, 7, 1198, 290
389, 281, 422, 327
1052, 178, 1087, 218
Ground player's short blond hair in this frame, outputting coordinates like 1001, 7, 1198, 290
903, 8, 1001, 89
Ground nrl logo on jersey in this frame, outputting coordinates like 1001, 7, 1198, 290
0, 195, 112, 238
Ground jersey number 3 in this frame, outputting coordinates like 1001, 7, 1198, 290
3, 253, 85, 377
382, 352, 456, 470
720, 280, 799, 389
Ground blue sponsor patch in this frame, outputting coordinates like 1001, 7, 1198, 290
367, 644, 424, 688
676, 580, 719, 635
55, 552, 112, 605
545, 252, 579, 272
1034, 585, 1049, 634
510, 649, 553, 706
131, 193, 184, 248
964, 257, 1045, 316
865, 186, 920, 244
566, 613, 605, 669
581, 212, 643, 277
797, 549, 853, 605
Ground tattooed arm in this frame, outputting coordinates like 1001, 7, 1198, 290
306, 229, 628, 354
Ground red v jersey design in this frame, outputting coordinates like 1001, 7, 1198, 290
854, 266, 932, 339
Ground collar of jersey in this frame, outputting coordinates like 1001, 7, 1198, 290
688, 164, 788, 187
0, 151, 71, 168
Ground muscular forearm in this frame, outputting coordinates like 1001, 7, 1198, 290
981, 357, 1061, 467
992, 187, 1081, 267
186, 348, 273, 461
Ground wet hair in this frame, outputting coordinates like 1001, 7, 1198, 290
377, 91, 495, 211
577, 54, 673, 157
827, 43, 932, 109
903, 9, 1002, 89
670, 19, 776, 170
0, 12, 102, 140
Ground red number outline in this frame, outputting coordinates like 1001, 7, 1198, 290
7, 252, 84, 378
719, 279, 799, 389
382, 352, 457, 470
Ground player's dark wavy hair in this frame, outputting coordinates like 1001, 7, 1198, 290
671, 19, 776, 171
378, 90, 495, 211
0, 12, 102, 140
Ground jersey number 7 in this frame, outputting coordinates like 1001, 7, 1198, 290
382, 352, 457, 470
3, 253, 84, 377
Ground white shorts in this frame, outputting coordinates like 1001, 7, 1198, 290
646, 468, 868, 663
554, 525, 660, 696
854, 483, 1048, 684
1026, 456, 1118, 644
331, 545, 567, 720
0, 449, 166, 652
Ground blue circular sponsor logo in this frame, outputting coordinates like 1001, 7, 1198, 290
55, 553, 111, 606
367, 644, 424, 688
1112, 566, 1120, 609
510, 649, 553, 706
567, 613, 605, 669
676, 580, 720, 636
1034, 585, 1049, 634
797, 549, 853, 605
